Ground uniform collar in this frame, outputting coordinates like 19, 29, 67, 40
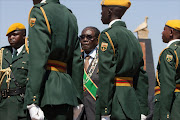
109, 19, 121, 28
41, 0, 46, 3
12, 44, 25, 56
84, 47, 98, 59
167, 39, 180, 47
46, 0, 59, 3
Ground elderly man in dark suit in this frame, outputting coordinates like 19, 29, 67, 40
74, 26, 100, 120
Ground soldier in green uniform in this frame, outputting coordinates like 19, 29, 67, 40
25, 0, 83, 120
153, 20, 180, 120
0, 23, 28, 120
96, 0, 149, 120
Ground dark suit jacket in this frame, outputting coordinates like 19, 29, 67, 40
82, 50, 99, 120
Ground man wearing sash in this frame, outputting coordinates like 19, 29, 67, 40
77, 26, 100, 120
25, 0, 83, 120
0, 23, 28, 120
153, 20, 180, 120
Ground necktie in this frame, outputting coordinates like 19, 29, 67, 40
13, 49, 18, 61
84, 55, 90, 71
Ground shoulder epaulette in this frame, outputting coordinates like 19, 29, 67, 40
1, 46, 10, 49
29, 3, 51, 35
102, 28, 111, 33
169, 44, 178, 51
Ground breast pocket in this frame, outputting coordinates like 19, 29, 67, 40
14, 62, 28, 86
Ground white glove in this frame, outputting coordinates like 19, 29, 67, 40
73, 104, 84, 120
101, 115, 110, 120
27, 104, 44, 120
141, 114, 147, 120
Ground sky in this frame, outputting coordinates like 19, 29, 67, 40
0, 0, 180, 68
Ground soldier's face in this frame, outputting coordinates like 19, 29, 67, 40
8, 30, 25, 49
162, 26, 172, 43
80, 28, 98, 54
101, 6, 110, 24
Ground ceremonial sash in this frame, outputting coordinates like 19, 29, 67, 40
83, 70, 98, 100
83, 51, 98, 100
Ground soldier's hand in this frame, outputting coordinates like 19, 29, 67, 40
141, 114, 147, 120
101, 115, 110, 120
27, 104, 44, 120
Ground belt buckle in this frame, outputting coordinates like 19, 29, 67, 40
1, 90, 7, 98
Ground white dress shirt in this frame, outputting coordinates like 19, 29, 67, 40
12, 44, 25, 57
83, 47, 98, 65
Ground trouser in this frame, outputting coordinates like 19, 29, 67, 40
42, 104, 73, 120
0, 96, 27, 120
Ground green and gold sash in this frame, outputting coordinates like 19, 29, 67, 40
83, 51, 98, 100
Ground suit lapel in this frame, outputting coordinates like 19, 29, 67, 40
3, 47, 12, 65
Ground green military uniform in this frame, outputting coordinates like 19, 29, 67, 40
153, 40, 180, 120
25, 0, 83, 119
0, 46, 29, 120
96, 20, 148, 120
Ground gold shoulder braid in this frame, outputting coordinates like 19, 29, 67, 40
0, 48, 4, 70
0, 48, 12, 89
25, 37, 29, 54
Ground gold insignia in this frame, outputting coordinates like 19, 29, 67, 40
30, 18, 36, 27
166, 54, 173, 62
101, 42, 108, 52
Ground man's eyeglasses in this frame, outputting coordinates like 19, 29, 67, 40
79, 35, 94, 40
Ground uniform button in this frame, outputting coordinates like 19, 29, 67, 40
167, 114, 169, 118
34, 96, 36, 98
105, 108, 107, 110
105, 110, 107, 113
10, 65, 12, 67
155, 99, 157, 101
8, 96, 10, 98
21, 67, 24, 69
33, 99, 36, 102
27, 78, 29, 80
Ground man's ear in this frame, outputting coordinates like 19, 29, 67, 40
170, 29, 174, 38
108, 8, 112, 16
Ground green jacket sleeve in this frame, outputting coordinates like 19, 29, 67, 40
134, 62, 149, 115
26, 7, 51, 105
97, 32, 116, 115
159, 49, 176, 119
71, 37, 84, 102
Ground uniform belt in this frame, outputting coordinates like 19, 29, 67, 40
46, 60, 67, 73
0, 87, 26, 98
114, 77, 133, 87
154, 84, 180, 96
